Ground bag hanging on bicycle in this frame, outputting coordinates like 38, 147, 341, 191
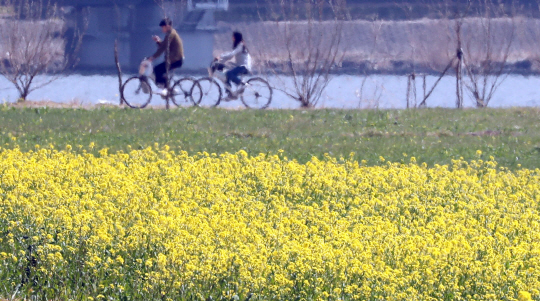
139, 59, 154, 94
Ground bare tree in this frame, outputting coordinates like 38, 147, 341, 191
113, 5, 123, 105
401, 2, 456, 108
408, 0, 515, 108
410, 0, 470, 108
0, 0, 85, 102
530, 3, 540, 65
356, 18, 385, 108
461, 1, 516, 108
257, 0, 348, 108
517, 1, 540, 76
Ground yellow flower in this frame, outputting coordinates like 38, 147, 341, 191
518, 291, 532, 301
116, 255, 124, 265
0, 147, 539, 300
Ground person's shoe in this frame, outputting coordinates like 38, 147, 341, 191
236, 82, 247, 94
222, 86, 237, 101
222, 93, 238, 102
160, 88, 168, 98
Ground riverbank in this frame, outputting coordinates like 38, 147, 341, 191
214, 18, 540, 75
1, 106, 539, 169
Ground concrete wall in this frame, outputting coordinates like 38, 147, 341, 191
74, 3, 212, 72
129, 4, 168, 69
180, 31, 214, 71
77, 6, 133, 69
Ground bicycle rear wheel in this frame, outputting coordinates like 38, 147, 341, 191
195, 77, 222, 107
171, 78, 201, 107
240, 77, 273, 109
121, 76, 152, 109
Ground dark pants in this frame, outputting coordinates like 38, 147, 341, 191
154, 59, 183, 87
225, 66, 249, 87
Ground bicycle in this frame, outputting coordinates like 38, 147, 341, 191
121, 59, 202, 109
194, 60, 273, 109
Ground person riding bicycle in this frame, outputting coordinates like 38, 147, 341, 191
218, 31, 252, 100
148, 18, 184, 96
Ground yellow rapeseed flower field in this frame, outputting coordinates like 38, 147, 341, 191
0, 146, 539, 300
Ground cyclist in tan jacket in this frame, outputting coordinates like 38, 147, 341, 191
148, 18, 184, 94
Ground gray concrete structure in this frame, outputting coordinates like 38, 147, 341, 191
59, 0, 227, 72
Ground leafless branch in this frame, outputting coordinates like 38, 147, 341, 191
461, 0, 516, 107
0, 0, 85, 102
256, 0, 347, 108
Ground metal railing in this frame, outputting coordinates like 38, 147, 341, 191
187, 0, 229, 11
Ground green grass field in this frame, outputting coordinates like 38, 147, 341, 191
1, 106, 540, 169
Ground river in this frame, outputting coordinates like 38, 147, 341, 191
0, 74, 538, 109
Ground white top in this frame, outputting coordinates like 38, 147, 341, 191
219, 42, 252, 71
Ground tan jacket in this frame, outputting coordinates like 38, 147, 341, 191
151, 29, 184, 63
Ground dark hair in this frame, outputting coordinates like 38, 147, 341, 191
233, 31, 244, 49
159, 18, 172, 27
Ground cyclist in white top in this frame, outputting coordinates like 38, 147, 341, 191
219, 31, 252, 100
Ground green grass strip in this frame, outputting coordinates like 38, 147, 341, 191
1, 106, 539, 169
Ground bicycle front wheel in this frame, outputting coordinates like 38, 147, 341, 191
121, 76, 152, 109
171, 78, 201, 107
241, 77, 273, 109
195, 77, 222, 107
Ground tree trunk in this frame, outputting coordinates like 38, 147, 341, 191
17, 85, 31, 103
114, 39, 124, 105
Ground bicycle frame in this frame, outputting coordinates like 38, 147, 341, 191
139, 59, 180, 94
121, 59, 201, 109
199, 59, 273, 109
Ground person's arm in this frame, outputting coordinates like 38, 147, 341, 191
219, 44, 242, 62
150, 35, 168, 61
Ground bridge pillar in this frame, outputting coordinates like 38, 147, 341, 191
64, 1, 218, 72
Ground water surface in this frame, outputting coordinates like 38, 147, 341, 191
0, 74, 537, 109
